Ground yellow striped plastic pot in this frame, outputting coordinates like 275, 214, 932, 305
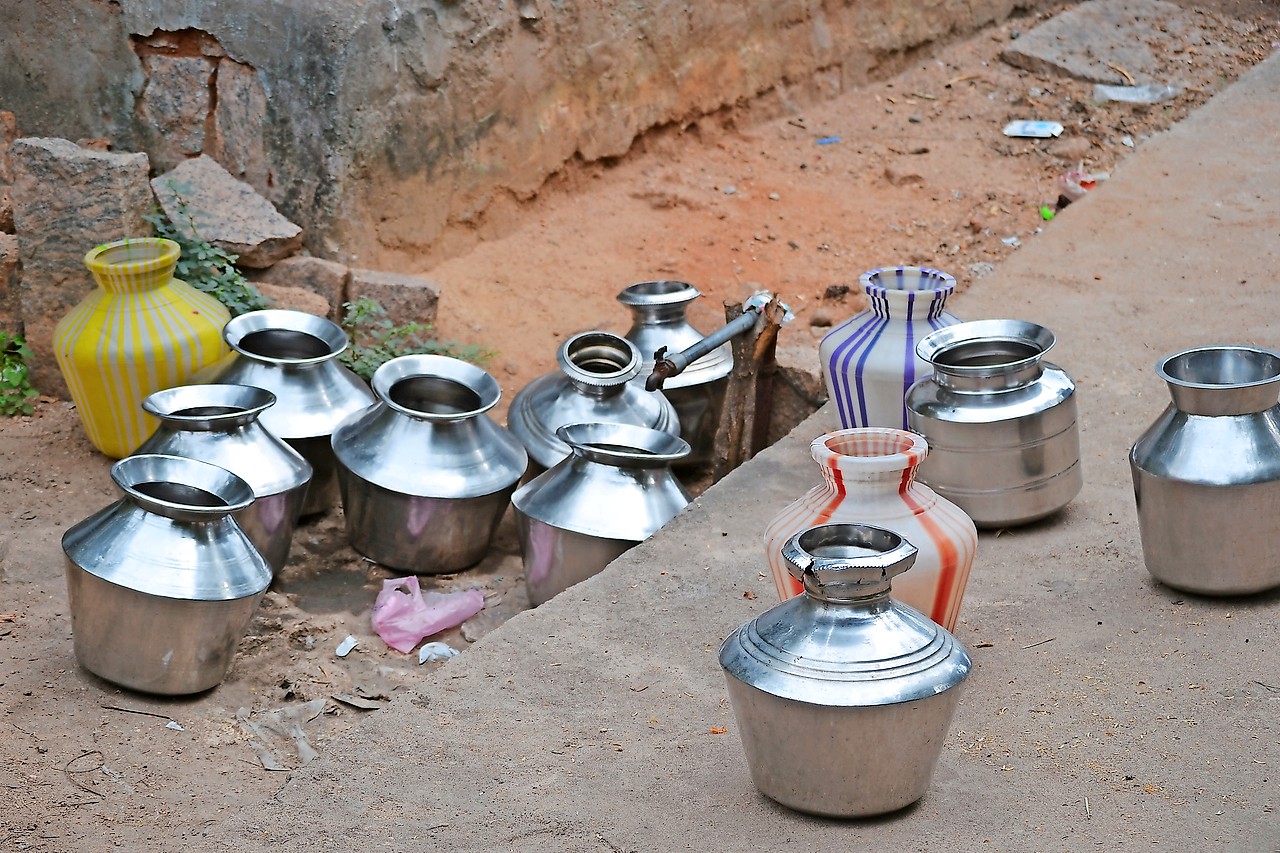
54, 238, 232, 458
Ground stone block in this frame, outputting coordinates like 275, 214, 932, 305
247, 255, 349, 320
766, 345, 828, 446
347, 268, 440, 329
137, 54, 215, 171
152, 155, 303, 269
210, 59, 269, 188
0, 232, 18, 332
0, 110, 16, 184
251, 280, 332, 318
10, 138, 152, 396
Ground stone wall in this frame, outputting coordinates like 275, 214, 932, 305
0, 0, 1048, 271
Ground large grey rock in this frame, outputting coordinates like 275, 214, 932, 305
209, 59, 269, 188
347, 268, 440, 329
248, 255, 350, 320
1000, 0, 1209, 85
135, 54, 214, 171
152, 155, 303, 269
10, 137, 152, 395
0, 233, 18, 333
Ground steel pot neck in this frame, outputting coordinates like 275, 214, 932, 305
811, 428, 928, 491
557, 331, 642, 397
142, 384, 275, 431
111, 454, 255, 522
83, 238, 180, 293
782, 523, 917, 604
1158, 345, 1280, 416
860, 266, 956, 322
371, 354, 501, 422
557, 422, 691, 468
617, 279, 700, 324
223, 309, 350, 368
917, 319, 1054, 392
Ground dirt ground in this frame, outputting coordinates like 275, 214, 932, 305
2, 2, 1279, 847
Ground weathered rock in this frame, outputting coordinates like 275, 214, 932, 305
10, 138, 152, 395
248, 255, 350, 320
136, 54, 215, 171
152, 155, 303, 268
0, 233, 19, 332
1000, 0, 1203, 85
347, 268, 440, 329
251, 280, 331, 318
766, 345, 828, 446
209, 59, 270, 188
0, 110, 16, 184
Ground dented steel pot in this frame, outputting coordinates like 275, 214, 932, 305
205, 309, 374, 517
618, 280, 732, 467
508, 331, 681, 472
331, 354, 527, 573
1130, 344, 1280, 595
720, 523, 971, 818
513, 422, 691, 606
62, 454, 272, 695
906, 319, 1082, 527
136, 383, 313, 573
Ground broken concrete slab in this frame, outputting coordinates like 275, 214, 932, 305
152, 155, 303, 269
247, 255, 349, 320
10, 138, 152, 395
347, 268, 441, 329
1000, 0, 1207, 85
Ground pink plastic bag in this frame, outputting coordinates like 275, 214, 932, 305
370, 577, 484, 654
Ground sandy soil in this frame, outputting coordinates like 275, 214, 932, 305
1, 2, 1277, 848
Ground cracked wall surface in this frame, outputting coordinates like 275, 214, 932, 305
0, 0, 1049, 268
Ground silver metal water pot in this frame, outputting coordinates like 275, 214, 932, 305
62, 454, 272, 695
331, 354, 528, 573
512, 422, 691, 606
618, 280, 732, 467
1130, 344, 1280, 595
906, 319, 1082, 527
206, 309, 374, 517
508, 331, 681, 473
719, 523, 972, 817
136, 384, 313, 573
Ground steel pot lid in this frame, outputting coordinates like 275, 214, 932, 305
332, 354, 527, 499
62, 454, 270, 601
511, 422, 691, 541
509, 332, 682, 469
618, 280, 734, 389
720, 523, 971, 708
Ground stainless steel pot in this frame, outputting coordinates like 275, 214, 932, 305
512, 422, 691, 606
331, 354, 527, 573
205, 309, 374, 517
62, 454, 272, 695
618, 280, 732, 468
137, 383, 313, 573
1130, 344, 1280, 595
508, 331, 681, 472
720, 522, 972, 817
906, 319, 1082, 527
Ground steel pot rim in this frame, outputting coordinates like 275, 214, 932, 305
557, 331, 642, 389
915, 318, 1055, 373
782, 522, 918, 594
111, 453, 255, 519
371, 353, 501, 421
1156, 344, 1280, 390
616, 279, 701, 308
142, 383, 276, 427
557, 422, 691, 465
223, 309, 350, 366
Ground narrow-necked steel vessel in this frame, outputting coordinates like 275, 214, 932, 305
720, 522, 971, 817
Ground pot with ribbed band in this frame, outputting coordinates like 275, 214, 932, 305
721, 522, 972, 818
820, 266, 962, 431
617, 280, 732, 467
763, 428, 976, 631
508, 330, 681, 474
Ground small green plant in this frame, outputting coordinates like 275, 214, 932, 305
0, 332, 38, 416
144, 185, 271, 316
339, 296, 494, 383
